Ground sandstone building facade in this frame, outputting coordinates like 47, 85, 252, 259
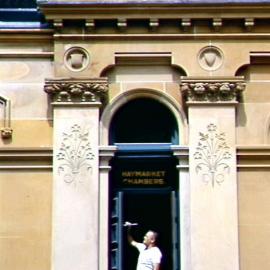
1, 1, 270, 270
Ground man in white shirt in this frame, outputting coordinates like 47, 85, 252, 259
127, 225, 162, 270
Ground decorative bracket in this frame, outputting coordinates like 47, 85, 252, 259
0, 95, 12, 140
180, 77, 246, 103
245, 18, 255, 31
44, 78, 109, 104
53, 19, 63, 29
181, 18, 191, 31
212, 18, 222, 31
85, 19, 95, 31
149, 18, 159, 31
117, 18, 127, 31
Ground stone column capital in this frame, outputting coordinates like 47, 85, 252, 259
44, 77, 108, 104
180, 76, 246, 104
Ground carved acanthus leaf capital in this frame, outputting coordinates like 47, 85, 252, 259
44, 78, 108, 104
180, 77, 246, 103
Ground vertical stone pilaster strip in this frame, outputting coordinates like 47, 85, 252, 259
181, 78, 245, 270
171, 146, 190, 270
44, 78, 108, 270
99, 146, 117, 270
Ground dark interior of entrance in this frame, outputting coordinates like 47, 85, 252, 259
110, 153, 179, 270
109, 98, 178, 144
109, 97, 180, 270
122, 191, 175, 270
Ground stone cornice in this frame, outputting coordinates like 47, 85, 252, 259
44, 78, 108, 104
53, 33, 270, 41
180, 77, 246, 103
38, 2, 270, 34
38, 3, 270, 20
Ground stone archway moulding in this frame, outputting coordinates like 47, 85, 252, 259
100, 88, 188, 146
99, 87, 189, 270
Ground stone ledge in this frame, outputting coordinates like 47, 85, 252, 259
0, 147, 53, 169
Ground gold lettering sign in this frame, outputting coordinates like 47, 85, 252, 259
121, 170, 166, 186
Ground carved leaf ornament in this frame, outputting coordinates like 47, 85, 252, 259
44, 79, 108, 103
194, 123, 232, 187
56, 124, 95, 185
181, 81, 245, 102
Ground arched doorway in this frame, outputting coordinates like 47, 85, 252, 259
109, 97, 180, 270
109, 98, 178, 144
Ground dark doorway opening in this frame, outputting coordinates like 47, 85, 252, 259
122, 191, 176, 270
109, 98, 178, 144
109, 149, 179, 270
109, 97, 180, 270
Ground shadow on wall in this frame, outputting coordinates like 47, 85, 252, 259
235, 64, 248, 128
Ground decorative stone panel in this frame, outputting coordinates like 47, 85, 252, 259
0, 95, 12, 140
64, 47, 90, 72
44, 78, 108, 103
188, 96, 240, 270
198, 46, 224, 71
180, 77, 246, 102
193, 123, 232, 187
52, 103, 101, 270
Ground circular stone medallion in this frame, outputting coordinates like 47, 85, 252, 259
64, 47, 90, 72
198, 46, 223, 71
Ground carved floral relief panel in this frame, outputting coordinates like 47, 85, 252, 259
193, 123, 232, 187
56, 124, 95, 185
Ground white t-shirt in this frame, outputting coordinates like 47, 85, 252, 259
132, 242, 162, 270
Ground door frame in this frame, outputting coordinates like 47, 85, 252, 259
109, 144, 180, 270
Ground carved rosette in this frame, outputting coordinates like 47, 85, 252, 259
181, 78, 246, 102
44, 78, 108, 104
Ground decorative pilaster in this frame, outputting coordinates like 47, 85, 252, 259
180, 77, 245, 270
44, 78, 108, 270
171, 146, 190, 270
99, 146, 117, 270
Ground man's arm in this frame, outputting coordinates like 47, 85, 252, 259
153, 263, 160, 270
126, 225, 137, 245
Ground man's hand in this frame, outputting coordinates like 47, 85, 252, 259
124, 221, 132, 227
123, 221, 138, 227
